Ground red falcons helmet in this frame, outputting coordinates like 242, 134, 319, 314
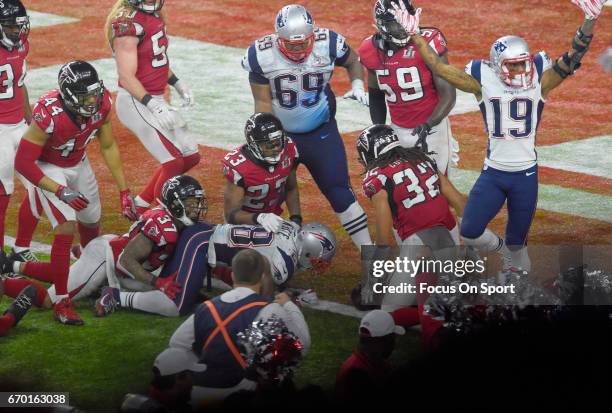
0, 0, 29, 49
373, 0, 416, 48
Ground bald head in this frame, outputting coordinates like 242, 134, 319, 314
232, 249, 266, 285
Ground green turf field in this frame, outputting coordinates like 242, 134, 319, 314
0, 276, 422, 412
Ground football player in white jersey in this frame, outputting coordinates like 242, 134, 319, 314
242, 4, 372, 251
390, 0, 605, 272
208, 221, 337, 288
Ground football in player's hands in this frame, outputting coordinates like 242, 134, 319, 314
256, 213, 284, 233
571, 0, 606, 20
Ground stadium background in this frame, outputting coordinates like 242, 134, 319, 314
0, 0, 611, 410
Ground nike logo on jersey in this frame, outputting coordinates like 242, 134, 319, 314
320, 134, 329, 140
526, 172, 536, 176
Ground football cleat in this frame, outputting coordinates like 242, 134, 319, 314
296, 289, 319, 306
9, 248, 39, 263
53, 297, 84, 326
95, 287, 119, 317
3, 284, 36, 325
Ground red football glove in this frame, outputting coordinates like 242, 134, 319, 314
391, 2, 421, 35
572, 0, 605, 20
120, 189, 137, 221
55, 185, 89, 211
155, 274, 181, 300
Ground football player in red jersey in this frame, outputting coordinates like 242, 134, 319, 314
223, 113, 301, 233
5, 175, 206, 318
7, 61, 136, 326
356, 125, 464, 311
105, 0, 200, 216
359, 0, 458, 175
95, 175, 207, 317
0, 0, 33, 260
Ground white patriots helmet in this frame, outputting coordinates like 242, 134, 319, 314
490, 35, 534, 89
297, 223, 337, 273
275, 4, 315, 63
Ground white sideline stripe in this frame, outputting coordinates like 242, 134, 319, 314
538, 135, 612, 179
26, 35, 479, 151
29, 10, 79, 28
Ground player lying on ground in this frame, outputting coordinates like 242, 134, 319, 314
389, 0, 606, 272
223, 113, 302, 233
95, 219, 337, 317
3, 175, 205, 319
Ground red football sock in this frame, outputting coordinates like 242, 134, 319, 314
15, 195, 41, 249
22, 234, 73, 295
77, 222, 99, 248
0, 313, 16, 337
154, 158, 185, 200
138, 166, 163, 205
2, 277, 48, 307
391, 306, 421, 327
0, 192, 9, 250
182, 152, 201, 173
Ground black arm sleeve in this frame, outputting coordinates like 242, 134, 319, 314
368, 87, 387, 124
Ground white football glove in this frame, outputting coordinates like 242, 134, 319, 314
256, 213, 285, 233
146, 98, 175, 130
571, 0, 605, 20
173, 79, 195, 108
391, 2, 421, 35
343, 79, 369, 106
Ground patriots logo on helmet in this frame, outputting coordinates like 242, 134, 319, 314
494, 41, 507, 54
311, 232, 335, 253
276, 12, 286, 28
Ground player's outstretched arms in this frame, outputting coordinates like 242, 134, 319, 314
542, 0, 605, 98
390, 2, 481, 96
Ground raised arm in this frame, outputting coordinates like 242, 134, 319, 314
391, 3, 482, 97
541, 0, 605, 98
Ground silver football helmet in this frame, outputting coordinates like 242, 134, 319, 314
127, 0, 164, 13
275, 4, 315, 63
489, 35, 534, 89
297, 223, 337, 273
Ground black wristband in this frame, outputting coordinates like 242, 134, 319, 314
167, 74, 179, 86
141, 94, 153, 106
289, 214, 303, 226
252, 213, 261, 225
